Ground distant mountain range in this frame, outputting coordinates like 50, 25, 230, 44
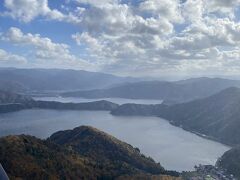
0, 126, 178, 179
0, 68, 138, 92
111, 87, 240, 146
62, 77, 240, 104
2, 68, 240, 105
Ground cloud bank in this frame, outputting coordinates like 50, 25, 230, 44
1, 0, 240, 77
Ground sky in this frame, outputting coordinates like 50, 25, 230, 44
0, 0, 240, 78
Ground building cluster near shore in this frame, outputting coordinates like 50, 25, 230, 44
191, 165, 236, 180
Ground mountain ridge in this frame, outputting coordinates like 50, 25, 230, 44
217, 145, 240, 179
0, 126, 179, 179
0, 68, 139, 92
0, 91, 119, 113
62, 78, 240, 104
111, 87, 240, 146
49, 126, 166, 175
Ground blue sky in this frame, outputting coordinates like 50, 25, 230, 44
0, 2, 80, 54
0, 0, 240, 78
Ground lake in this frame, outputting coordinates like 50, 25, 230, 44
0, 108, 229, 172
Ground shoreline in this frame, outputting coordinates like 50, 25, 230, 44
168, 121, 232, 148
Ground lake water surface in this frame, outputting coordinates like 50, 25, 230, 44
0, 106, 230, 171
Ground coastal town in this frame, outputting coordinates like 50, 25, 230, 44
183, 165, 236, 180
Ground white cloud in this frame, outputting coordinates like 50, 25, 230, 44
182, 0, 240, 22
3, 27, 69, 52
3, 0, 81, 23
1, 27, 95, 70
0, 48, 27, 64
182, 0, 203, 22
2, 0, 240, 76
206, 0, 240, 18
69, 0, 240, 76
139, 0, 184, 23
75, 0, 117, 7
72, 32, 104, 54
172, 17, 240, 51
71, 1, 175, 70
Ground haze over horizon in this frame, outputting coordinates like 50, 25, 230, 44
1, 0, 240, 78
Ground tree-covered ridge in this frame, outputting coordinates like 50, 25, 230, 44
49, 126, 167, 177
217, 146, 240, 179
0, 90, 119, 113
0, 135, 99, 180
0, 126, 179, 180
